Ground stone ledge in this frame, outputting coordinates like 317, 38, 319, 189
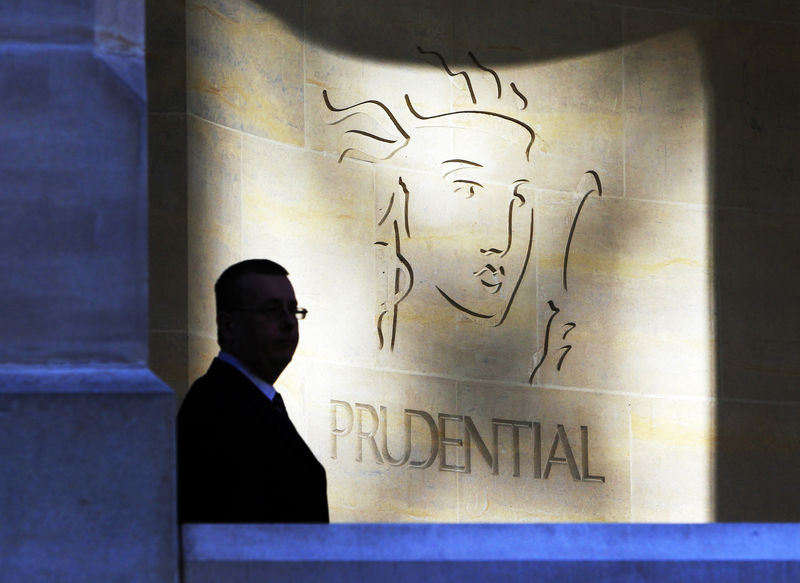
182, 523, 800, 582
0, 365, 175, 395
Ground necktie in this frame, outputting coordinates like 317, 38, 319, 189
272, 392, 287, 415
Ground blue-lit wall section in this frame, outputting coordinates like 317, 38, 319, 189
0, 0, 148, 365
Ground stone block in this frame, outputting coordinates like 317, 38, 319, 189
0, 0, 93, 44
95, 0, 145, 54
186, 0, 304, 143
624, 16, 709, 204
241, 136, 377, 369
455, 384, 630, 521
453, 0, 622, 62
716, 400, 800, 520
716, 0, 800, 22
0, 367, 176, 582
703, 18, 800, 214
533, 193, 713, 397
630, 396, 715, 521
146, 0, 186, 113
149, 330, 189, 394
306, 62, 455, 172
185, 333, 219, 405
300, 364, 460, 522
305, 0, 451, 64
715, 208, 800, 403
149, 113, 188, 333
187, 116, 242, 342
0, 47, 147, 364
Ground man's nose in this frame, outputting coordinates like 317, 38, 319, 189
277, 308, 298, 326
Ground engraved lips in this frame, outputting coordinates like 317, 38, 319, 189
473, 264, 505, 294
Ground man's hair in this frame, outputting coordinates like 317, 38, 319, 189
214, 259, 289, 315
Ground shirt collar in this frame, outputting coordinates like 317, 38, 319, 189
217, 350, 277, 401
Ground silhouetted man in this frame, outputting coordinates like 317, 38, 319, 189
177, 259, 329, 523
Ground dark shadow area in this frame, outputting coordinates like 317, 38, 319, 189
699, 18, 800, 520
251, 0, 686, 66
146, 0, 189, 389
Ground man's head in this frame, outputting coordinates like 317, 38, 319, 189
215, 259, 301, 384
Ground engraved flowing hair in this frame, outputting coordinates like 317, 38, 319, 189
322, 47, 536, 163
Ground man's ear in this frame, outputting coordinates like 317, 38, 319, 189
216, 311, 236, 346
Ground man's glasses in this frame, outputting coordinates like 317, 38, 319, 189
229, 303, 308, 321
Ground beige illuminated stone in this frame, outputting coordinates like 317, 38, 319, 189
187, 0, 304, 143
630, 396, 715, 522
456, 384, 631, 522
186, 0, 243, 128
624, 20, 708, 204
300, 363, 460, 522
484, 54, 624, 197
369, 157, 539, 383
306, 64, 456, 170
533, 192, 713, 398
187, 116, 241, 348
179, 0, 730, 523
241, 135, 378, 369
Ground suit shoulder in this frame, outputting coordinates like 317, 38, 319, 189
178, 361, 260, 424
180, 372, 223, 408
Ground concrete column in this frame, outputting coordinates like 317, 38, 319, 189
0, 1, 177, 580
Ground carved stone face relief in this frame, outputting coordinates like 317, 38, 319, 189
410, 121, 535, 328
310, 45, 643, 522
322, 47, 602, 384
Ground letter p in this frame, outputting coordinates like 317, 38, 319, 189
330, 400, 353, 459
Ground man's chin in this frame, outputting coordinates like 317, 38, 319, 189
267, 350, 296, 369
249, 355, 293, 384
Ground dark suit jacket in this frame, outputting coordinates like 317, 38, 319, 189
177, 358, 329, 523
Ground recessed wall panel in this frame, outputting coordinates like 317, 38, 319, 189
183, 1, 723, 522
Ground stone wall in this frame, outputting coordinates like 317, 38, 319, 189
1, 0, 147, 364
155, 0, 800, 522
1, 1, 177, 580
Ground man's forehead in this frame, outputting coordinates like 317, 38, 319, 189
238, 273, 296, 301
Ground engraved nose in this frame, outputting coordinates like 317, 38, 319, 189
479, 190, 521, 258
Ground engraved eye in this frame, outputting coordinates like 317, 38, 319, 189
453, 179, 484, 199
